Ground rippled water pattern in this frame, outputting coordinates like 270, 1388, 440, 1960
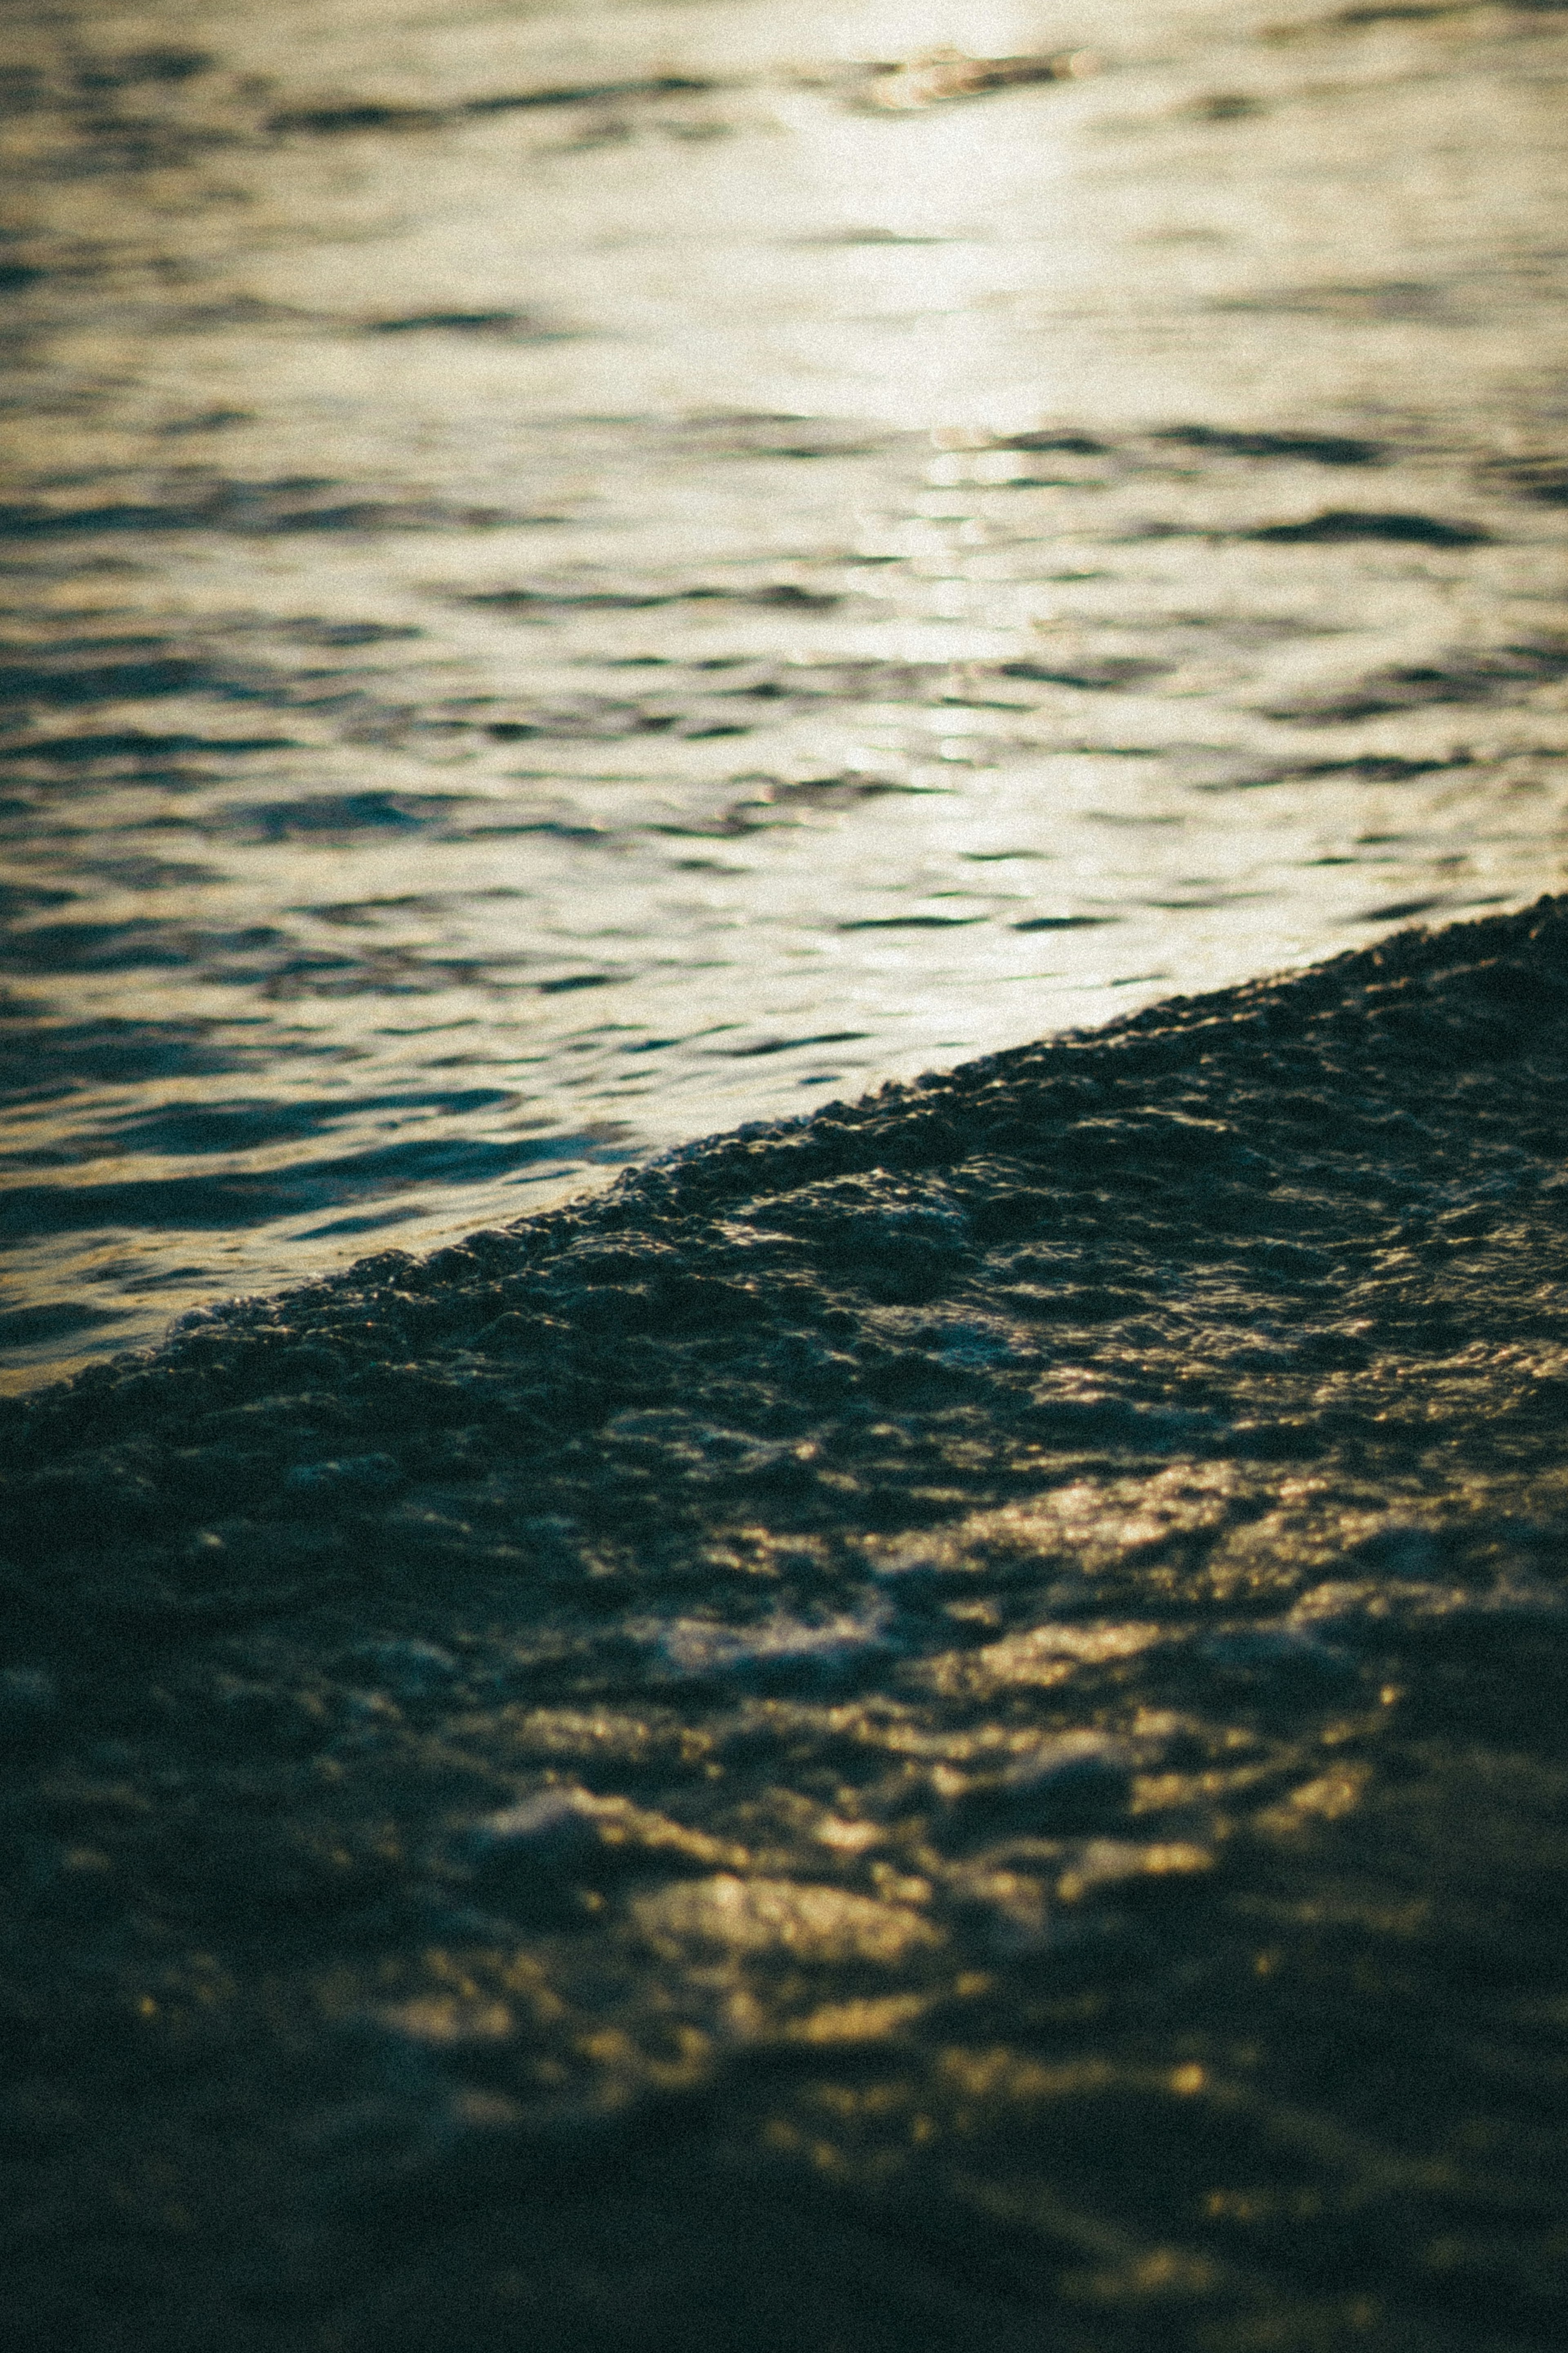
2, 0, 1565, 1385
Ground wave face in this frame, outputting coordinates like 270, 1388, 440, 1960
4, 901, 1568, 2351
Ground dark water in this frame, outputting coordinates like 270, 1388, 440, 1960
4, 899, 1568, 2351
4, 14, 1568, 2327
2, 0, 1567, 1388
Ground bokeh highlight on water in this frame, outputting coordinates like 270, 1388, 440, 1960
2, 0, 1565, 1389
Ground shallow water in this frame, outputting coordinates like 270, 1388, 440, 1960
2, 0, 1566, 1388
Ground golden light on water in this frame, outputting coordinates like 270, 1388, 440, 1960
1, 0, 1565, 1380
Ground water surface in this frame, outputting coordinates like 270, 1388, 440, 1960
6, 899, 1567, 2351
2, 0, 1566, 1384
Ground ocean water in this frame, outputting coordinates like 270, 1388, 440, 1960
6, 14, 1568, 2333
2, 0, 1566, 1389
5, 899, 1568, 2351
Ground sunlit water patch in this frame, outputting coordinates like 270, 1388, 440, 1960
1, 0, 1566, 1385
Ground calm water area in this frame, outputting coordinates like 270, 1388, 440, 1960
2, 0, 1565, 1391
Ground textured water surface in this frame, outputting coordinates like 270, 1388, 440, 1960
4, 899, 1568, 2351
2, 0, 1566, 1384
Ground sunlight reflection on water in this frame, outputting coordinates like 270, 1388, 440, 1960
1, 0, 1565, 1384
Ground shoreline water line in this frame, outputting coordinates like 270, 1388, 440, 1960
4, 899, 1568, 2350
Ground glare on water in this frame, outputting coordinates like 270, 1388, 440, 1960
2, 0, 1565, 1385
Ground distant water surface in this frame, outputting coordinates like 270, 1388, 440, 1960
1, 0, 1565, 1387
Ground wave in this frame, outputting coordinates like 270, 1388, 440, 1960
3, 900, 1568, 2349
